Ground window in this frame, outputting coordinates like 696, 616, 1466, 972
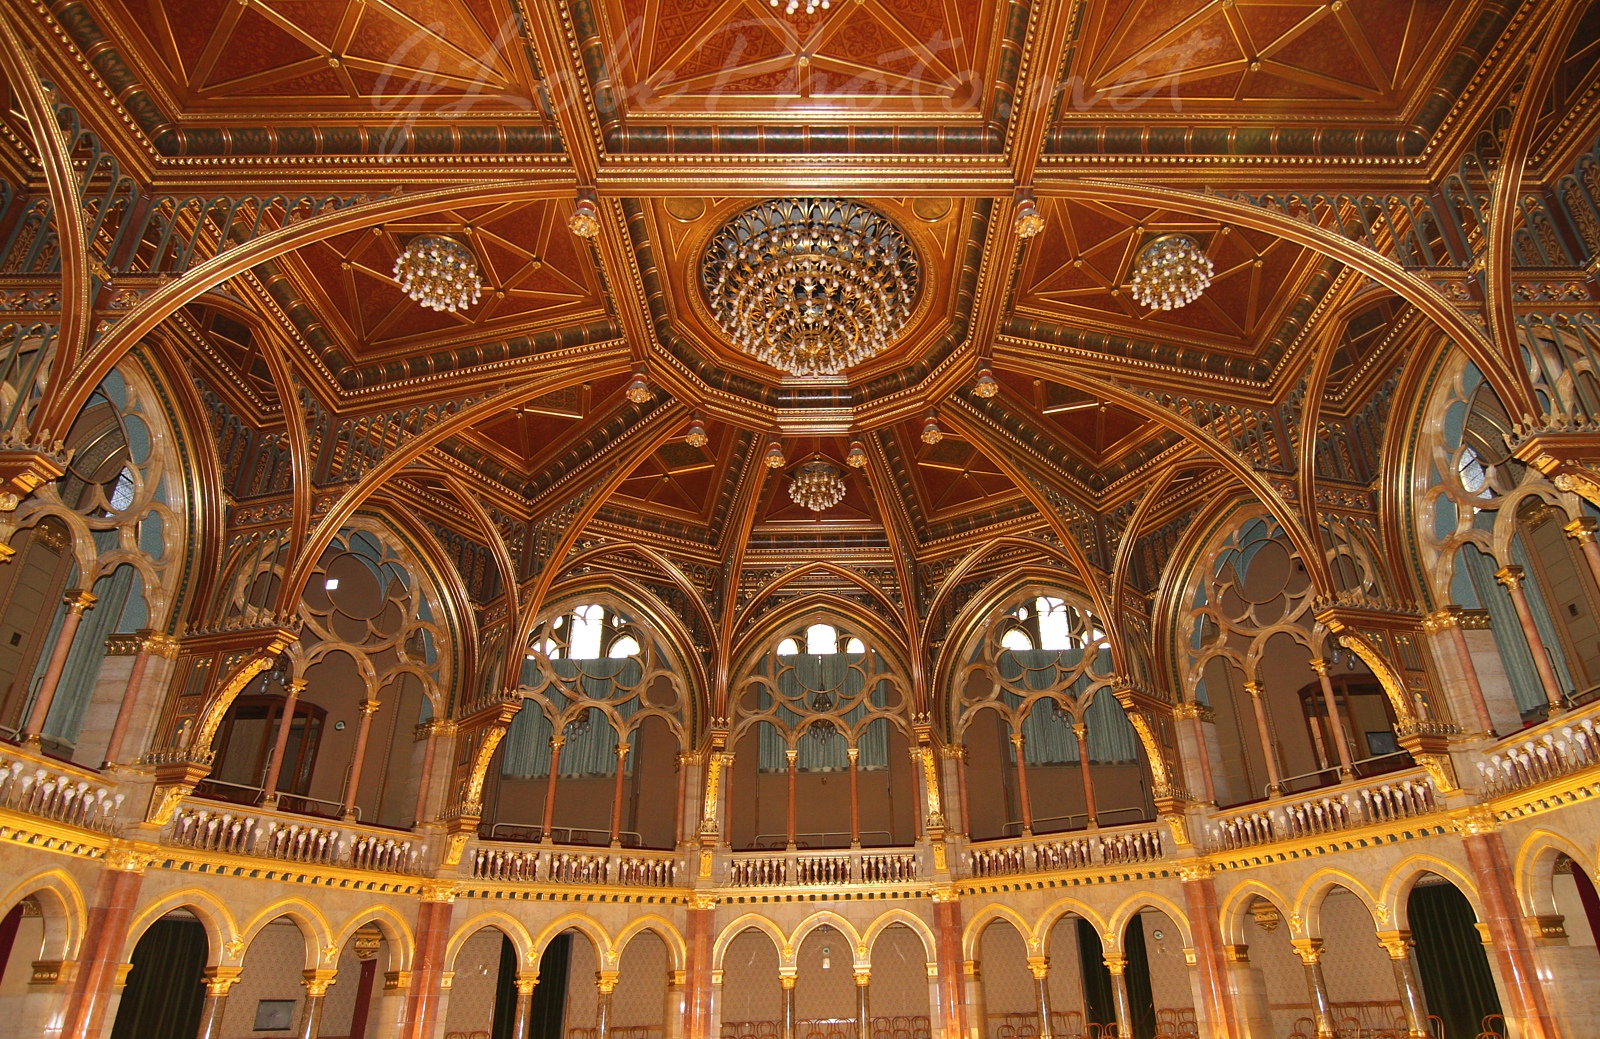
805, 623, 838, 655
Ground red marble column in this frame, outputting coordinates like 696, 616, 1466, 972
59, 855, 145, 1039
610, 743, 630, 847
1310, 661, 1356, 780
1179, 868, 1240, 1039
1495, 565, 1566, 712
684, 905, 715, 1039
24, 589, 96, 741
399, 890, 455, 1039
261, 679, 307, 807
785, 749, 798, 848
1462, 826, 1560, 1039
541, 735, 565, 841
933, 896, 968, 1039
1010, 733, 1033, 836
848, 748, 861, 846
1073, 722, 1097, 828
342, 698, 382, 820
103, 630, 176, 767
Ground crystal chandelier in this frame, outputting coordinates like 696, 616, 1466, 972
789, 458, 847, 512
1129, 234, 1213, 311
702, 199, 919, 377
770, 0, 828, 13
393, 235, 481, 313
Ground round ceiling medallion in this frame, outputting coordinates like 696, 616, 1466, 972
700, 198, 920, 378
665, 197, 706, 222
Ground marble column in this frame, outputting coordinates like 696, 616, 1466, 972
1375, 932, 1429, 1039
1290, 939, 1335, 1039
610, 743, 630, 846
59, 850, 146, 1039
1565, 516, 1600, 591
298, 969, 337, 1039
1243, 681, 1282, 796
1104, 953, 1132, 1039
934, 894, 969, 1039
102, 630, 177, 767
261, 679, 307, 807
848, 747, 861, 846
685, 905, 715, 1039
1461, 823, 1561, 1039
781, 972, 797, 1039
1420, 608, 1496, 735
664, 970, 686, 1039
342, 698, 381, 820
412, 720, 448, 826
1067, 723, 1097, 828
399, 888, 454, 1039
786, 748, 798, 848
23, 589, 96, 742
597, 970, 618, 1039
965, 959, 987, 1039
511, 972, 538, 1039
1010, 733, 1033, 836
1027, 956, 1054, 1039
1176, 703, 1216, 804
194, 966, 243, 1039
1178, 867, 1240, 1039
1309, 660, 1356, 780
540, 735, 565, 840
1495, 565, 1566, 712
855, 968, 872, 1039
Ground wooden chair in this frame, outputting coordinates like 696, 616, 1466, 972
1478, 1015, 1507, 1039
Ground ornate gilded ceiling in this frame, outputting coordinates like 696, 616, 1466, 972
2, 0, 1597, 662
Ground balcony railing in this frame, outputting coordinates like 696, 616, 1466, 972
1477, 715, 1600, 799
726, 848, 920, 888
965, 825, 1163, 879
164, 801, 426, 874
469, 843, 680, 887
1208, 771, 1438, 852
0, 752, 123, 834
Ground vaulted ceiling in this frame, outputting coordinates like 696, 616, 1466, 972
5, 0, 1598, 652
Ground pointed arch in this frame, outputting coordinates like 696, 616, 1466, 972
713, 914, 789, 971
237, 898, 335, 969
121, 889, 235, 967
447, 911, 537, 972
615, 916, 687, 971
962, 903, 1038, 960
329, 905, 416, 972
0, 869, 87, 963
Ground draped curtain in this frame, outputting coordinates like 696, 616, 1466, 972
1409, 882, 1503, 1039
1461, 543, 1555, 714
1001, 688, 1140, 765
45, 563, 141, 745
756, 654, 890, 771
108, 918, 208, 1039
500, 657, 644, 777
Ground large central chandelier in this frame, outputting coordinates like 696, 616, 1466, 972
702, 199, 919, 377
1129, 234, 1213, 312
789, 458, 847, 512
393, 235, 481, 313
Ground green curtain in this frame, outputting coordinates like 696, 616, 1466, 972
527, 933, 572, 1039
45, 563, 139, 745
1077, 918, 1115, 1032
1124, 917, 1157, 1039
1409, 882, 1502, 1039
108, 918, 208, 1039
492, 933, 520, 1039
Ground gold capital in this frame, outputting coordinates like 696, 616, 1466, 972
1289, 938, 1323, 965
1494, 564, 1525, 590
64, 589, 97, 614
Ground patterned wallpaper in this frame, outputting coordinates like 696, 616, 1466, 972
867, 925, 930, 1019
219, 919, 306, 1038
566, 930, 600, 1028
721, 929, 783, 1023
977, 922, 1033, 1015
612, 930, 669, 1027
1319, 889, 1402, 1005
320, 932, 390, 1039
794, 927, 855, 1020
444, 928, 507, 1035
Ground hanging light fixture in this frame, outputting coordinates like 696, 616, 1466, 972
973, 367, 999, 398
392, 235, 481, 313
789, 457, 847, 512
701, 199, 919, 377
625, 366, 653, 404
770, 0, 829, 14
1013, 194, 1045, 239
846, 440, 868, 469
921, 411, 943, 445
1130, 234, 1214, 311
764, 441, 786, 469
685, 414, 708, 448
569, 197, 601, 239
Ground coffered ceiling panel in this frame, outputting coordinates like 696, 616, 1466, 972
457, 374, 628, 478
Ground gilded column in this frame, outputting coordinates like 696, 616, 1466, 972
1104, 953, 1131, 1039
194, 966, 243, 1039
23, 589, 96, 742
1495, 565, 1566, 712
1309, 660, 1356, 780
1073, 722, 1098, 827
59, 843, 148, 1039
342, 698, 382, 820
298, 969, 337, 1039
610, 742, 631, 847
102, 630, 177, 767
1010, 733, 1033, 837
1375, 933, 1428, 1039
1290, 939, 1334, 1039
855, 968, 872, 1039
597, 970, 618, 1039
781, 971, 797, 1039
261, 679, 307, 808
541, 735, 565, 841
512, 972, 539, 1039
1243, 681, 1282, 796
1027, 957, 1054, 1039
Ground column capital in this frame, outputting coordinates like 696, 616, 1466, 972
1025, 955, 1049, 980
1289, 937, 1324, 965
596, 969, 619, 995
785, 748, 798, 765
1071, 722, 1087, 739
202, 965, 244, 996
359, 699, 382, 715
1419, 606, 1465, 634
1243, 680, 1265, 699
1564, 516, 1599, 543
1375, 930, 1414, 959
1494, 564, 1525, 589
550, 734, 566, 749
1309, 657, 1331, 676
847, 747, 859, 763
141, 631, 182, 658
779, 970, 797, 990
1009, 732, 1026, 748
62, 589, 97, 614
1173, 701, 1212, 721
1102, 952, 1128, 976
616, 742, 631, 758
286, 678, 308, 696
301, 967, 339, 997
854, 968, 871, 986
1221, 944, 1250, 964
515, 971, 539, 995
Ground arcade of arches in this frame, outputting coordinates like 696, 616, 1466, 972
2, 2, 1600, 1039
